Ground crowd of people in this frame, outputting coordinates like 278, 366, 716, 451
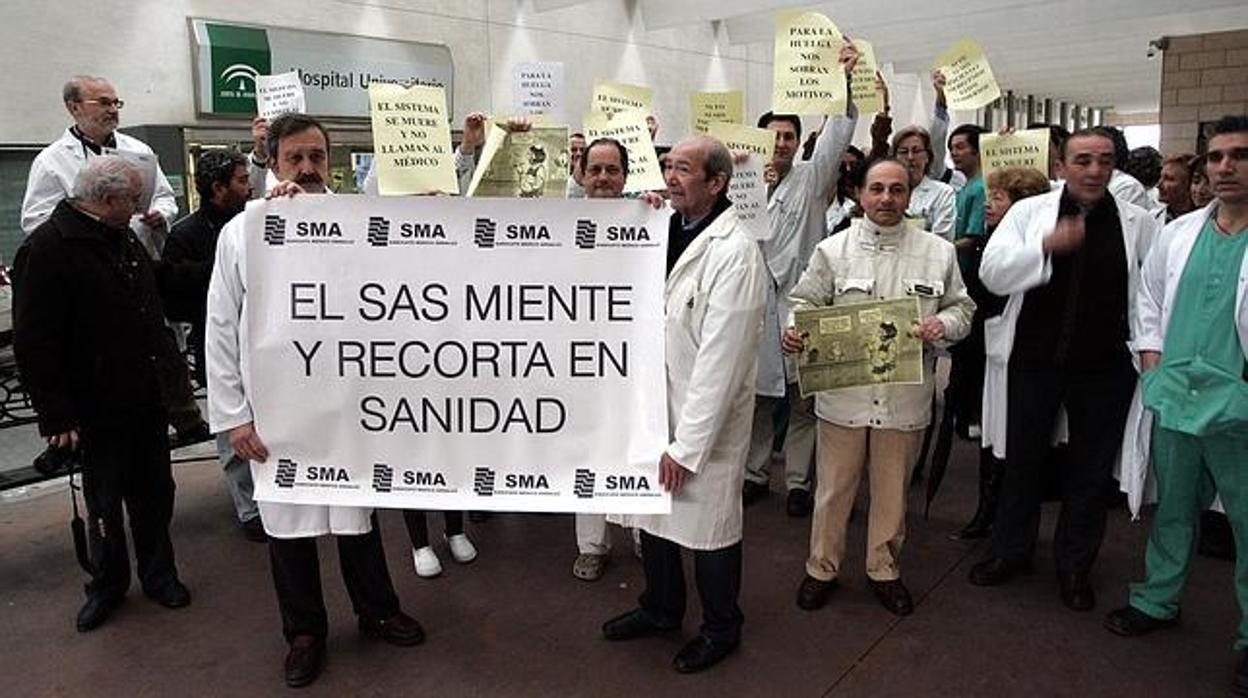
8, 39, 1248, 693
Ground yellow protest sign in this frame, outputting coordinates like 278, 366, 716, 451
935, 40, 1001, 111
368, 83, 458, 195
772, 10, 846, 115
849, 39, 882, 114
707, 122, 776, 164
980, 128, 1050, 181
582, 110, 664, 193
591, 81, 653, 118
689, 91, 745, 134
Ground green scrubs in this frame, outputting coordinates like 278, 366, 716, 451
1130, 219, 1248, 647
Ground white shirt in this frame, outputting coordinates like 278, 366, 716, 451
206, 199, 373, 538
907, 177, 956, 242
21, 127, 178, 258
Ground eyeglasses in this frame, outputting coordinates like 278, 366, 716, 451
895, 148, 927, 157
79, 98, 125, 110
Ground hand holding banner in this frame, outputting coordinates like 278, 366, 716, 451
935, 40, 1001, 111
690, 91, 744, 134
772, 10, 847, 115
368, 83, 459, 195
255, 71, 307, 120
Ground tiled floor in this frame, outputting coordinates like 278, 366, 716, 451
0, 440, 1237, 696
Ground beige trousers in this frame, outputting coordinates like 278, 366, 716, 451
805, 421, 924, 582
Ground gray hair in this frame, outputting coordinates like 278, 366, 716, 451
71, 156, 139, 203
681, 134, 733, 181
63, 75, 105, 104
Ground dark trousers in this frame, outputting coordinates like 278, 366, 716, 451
947, 320, 986, 427
402, 509, 464, 548
990, 361, 1135, 573
80, 415, 178, 601
638, 531, 743, 645
267, 514, 402, 642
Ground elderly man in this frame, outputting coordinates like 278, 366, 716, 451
22, 76, 177, 255
743, 41, 859, 517
970, 127, 1159, 611
207, 114, 423, 688
22, 75, 208, 447
162, 150, 262, 542
604, 135, 767, 674
13, 156, 191, 632
787, 159, 974, 615
1103, 115, 1248, 697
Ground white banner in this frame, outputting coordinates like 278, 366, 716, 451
255, 71, 307, 119
512, 62, 565, 124
244, 196, 671, 514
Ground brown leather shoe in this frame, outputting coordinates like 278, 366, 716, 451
1058, 571, 1095, 611
284, 635, 325, 688
359, 611, 425, 646
796, 575, 837, 611
868, 578, 914, 616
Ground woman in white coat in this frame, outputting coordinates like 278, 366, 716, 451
606, 136, 767, 675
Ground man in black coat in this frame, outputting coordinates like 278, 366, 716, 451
162, 150, 261, 540
12, 155, 191, 632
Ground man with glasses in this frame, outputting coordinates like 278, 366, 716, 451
22, 76, 178, 260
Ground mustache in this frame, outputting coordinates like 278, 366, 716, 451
295, 172, 324, 186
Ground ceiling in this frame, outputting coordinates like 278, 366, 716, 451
537, 0, 1248, 113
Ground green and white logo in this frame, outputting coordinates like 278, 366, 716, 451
206, 23, 271, 114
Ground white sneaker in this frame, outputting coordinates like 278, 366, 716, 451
445, 533, 478, 564
413, 546, 442, 578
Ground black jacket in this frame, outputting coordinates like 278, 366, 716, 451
162, 201, 234, 325
12, 201, 181, 435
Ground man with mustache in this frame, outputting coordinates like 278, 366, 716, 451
786, 159, 974, 616
206, 114, 424, 688
1105, 114, 1248, 697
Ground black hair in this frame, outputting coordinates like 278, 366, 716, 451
757, 112, 802, 140
1210, 114, 1248, 139
580, 137, 630, 179
266, 113, 331, 164
194, 149, 247, 201
1062, 127, 1117, 162
948, 124, 987, 153
1125, 146, 1163, 188
1100, 125, 1129, 170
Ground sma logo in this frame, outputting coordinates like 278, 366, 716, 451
505, 224, 550, 240
296, 221, 344, 237
400, 222, 446, 238
606, 226, 650, 242
306, 466, 350, 482
606, 475, 651, 491
505, 473, 550, 489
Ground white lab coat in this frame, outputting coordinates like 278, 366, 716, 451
1109, 169, 1150, 210
205, 200, 372, 538
757, 110, 857, 397
613, 207, 767, 550
978, 188, 1159, 460
908, 177, 956, 242
21, 127, 177, 258
1116, 203, 1248, 517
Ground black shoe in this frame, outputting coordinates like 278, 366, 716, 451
1234, 650, 1248, 697
602, 609, 678, 641
1058, 571, 1096, 611
241, 517, 267, 543
786, 489, 812, 517
968, 556, 1031, 586
742, 481, 769, 507
673, 635, 738, 674
1104, 605, 1179, 637
284, 635, 325, 688
76, 595, 122, 632
796, 575, 837, 610
171, 420, 212, 449
868, 578, 914, 616
146, 580, 191, 609
359, 611, 425, 646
